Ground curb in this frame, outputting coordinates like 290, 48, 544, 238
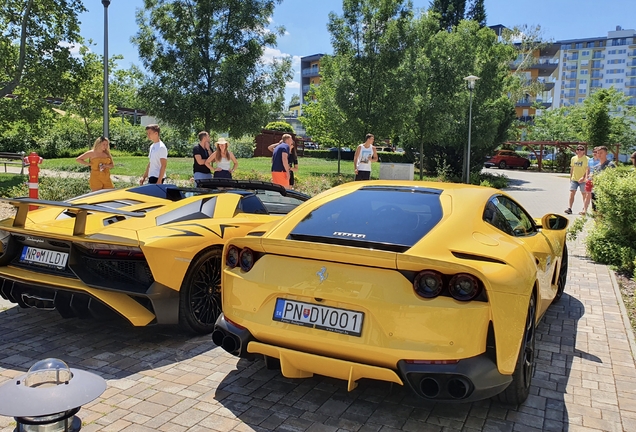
608, 267, 636, 366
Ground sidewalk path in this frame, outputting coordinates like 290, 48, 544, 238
0, 168, 635, 431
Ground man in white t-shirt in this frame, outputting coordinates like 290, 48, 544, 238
353, 133, 378, 181
140, 124, 168, 185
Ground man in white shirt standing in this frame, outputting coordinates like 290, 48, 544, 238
140, 124, 168, 185
353, 133, 378, 181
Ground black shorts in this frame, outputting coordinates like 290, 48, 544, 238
148, 176, 164, 184
289, 170, 295, 186
213, 170, 232, 179
355, 171, 371, 181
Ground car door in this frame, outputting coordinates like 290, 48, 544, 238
485, 196, 556, 313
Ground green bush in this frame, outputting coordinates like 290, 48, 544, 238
264, 121, 295, 134
586, 168, 636, 274
229, 136, 256, 159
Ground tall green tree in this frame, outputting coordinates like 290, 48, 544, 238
466, 0, 486, 27
302, 0, 414, 147
402, 18, 516, 178
0, 0, 85, 98
429, 0, 466, 31
132, 0, 292, 136
584, 87, 636, 150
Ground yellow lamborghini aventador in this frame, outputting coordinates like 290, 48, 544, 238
0, 180, 308, 334
214, 180, 569, 404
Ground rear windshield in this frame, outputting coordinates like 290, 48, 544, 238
289, 186, 443, 252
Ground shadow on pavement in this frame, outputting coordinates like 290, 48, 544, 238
212, 293, 597, 431
0, 306, 217, 379
503, 176, 545, 192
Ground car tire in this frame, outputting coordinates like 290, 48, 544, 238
499, 161, 507, 169
263, 355, 281, 370
554, 245, 568, 302
496, 294, 536, 405
179, 248, 222, 334
523, 162, 530, 170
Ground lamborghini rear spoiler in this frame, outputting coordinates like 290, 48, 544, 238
0, 197, 146, 236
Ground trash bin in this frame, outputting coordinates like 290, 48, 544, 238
379, 163, 414, 180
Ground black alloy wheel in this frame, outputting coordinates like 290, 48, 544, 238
496, 294, 536, 405
554, 245, 568, 302
179, 248, 222, 334
499, 161, 507, 169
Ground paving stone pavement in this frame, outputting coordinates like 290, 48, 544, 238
1, 169, 635, 431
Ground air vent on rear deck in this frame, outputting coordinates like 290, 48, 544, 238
451, 252, 506, 265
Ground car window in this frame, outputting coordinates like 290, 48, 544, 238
289, 186, 444, 252
483, 196, 535, 237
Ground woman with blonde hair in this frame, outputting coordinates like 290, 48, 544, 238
205, 137, 238, 179
76, 136, 115, 191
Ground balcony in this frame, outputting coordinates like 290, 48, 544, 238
591, 82, 603, 88
591, 62, 603, 69
563, 84, 577, 89
628, 71, 636, 77
302, 84, 311, 93
629, 51, 636, 57
565, 65, 578, 70
591, 72, 603, 78
593, 53, 605, 59
301, 68, 320, 77
626, 80, 636, 87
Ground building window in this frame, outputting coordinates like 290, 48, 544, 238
578, 98, 585, 103
575, 43, 583, 49
587, 42, 595, 48
579, 88, 586, 94
579, 79, 588, 84
580, 70, 589, 75
582, 50, 590, 56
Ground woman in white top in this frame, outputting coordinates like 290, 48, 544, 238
205, 137, 238, 179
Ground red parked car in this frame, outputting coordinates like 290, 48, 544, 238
484, 150, 530, 170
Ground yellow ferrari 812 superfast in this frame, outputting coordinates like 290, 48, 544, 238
214, 181, 569, 404
0, 180, 309, 334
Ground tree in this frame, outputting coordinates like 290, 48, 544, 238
133, 0, 292, 137
526, 105, 585, 142
401, 17, 516, 178
429, 0, 466, 31
0, 0, 85, 98
585, 89, 612, 148
289, 94, 300, 108
302, 0, 414, 148
466, 0, 486, 27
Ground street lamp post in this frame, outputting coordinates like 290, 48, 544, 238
463, 75, 479, 184
102, 0, 110, 139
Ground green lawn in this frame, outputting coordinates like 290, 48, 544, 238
41, 156, 382, 181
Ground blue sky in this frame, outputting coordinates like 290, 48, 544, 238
80, 0, 636, 105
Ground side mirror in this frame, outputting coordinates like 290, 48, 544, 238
540, 214, 569, 231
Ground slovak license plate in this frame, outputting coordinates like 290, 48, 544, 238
20, 246, 69, 270
273, 298, 364, 337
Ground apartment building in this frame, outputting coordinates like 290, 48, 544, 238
300, 54, 324, 106
555, 26, 636, 108
511, 44, 560, 121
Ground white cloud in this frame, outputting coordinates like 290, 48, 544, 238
286, 81, 300, 89
262, 47, 301, 69
59, 41, 82, 57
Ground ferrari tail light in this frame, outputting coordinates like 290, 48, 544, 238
448, 274, 481, 301
239, 248, 254, 272
414, 270, 444, 298
226, 245, 240, 268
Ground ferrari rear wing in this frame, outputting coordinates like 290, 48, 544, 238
0, 197, 146, 236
